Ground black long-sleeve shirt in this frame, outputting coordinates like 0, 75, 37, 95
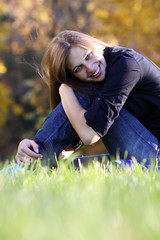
84, 46, 160, 141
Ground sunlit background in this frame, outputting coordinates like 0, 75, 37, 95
0, 0, 160, 161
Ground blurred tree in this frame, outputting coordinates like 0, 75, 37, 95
90, 0, 160, 65
0, 82, 23, 128
0, 0, 92, 160
1, 0, 160, 160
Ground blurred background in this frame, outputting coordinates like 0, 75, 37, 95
0, 0, 160, 162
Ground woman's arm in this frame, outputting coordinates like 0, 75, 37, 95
59, 84, 100, 145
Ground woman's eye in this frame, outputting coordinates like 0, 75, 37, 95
85, 52, 92, 60
75, 65, 82, 73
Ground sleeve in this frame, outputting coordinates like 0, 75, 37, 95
84, 56, 141, 137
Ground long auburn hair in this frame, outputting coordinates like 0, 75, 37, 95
41, 30, 109, 109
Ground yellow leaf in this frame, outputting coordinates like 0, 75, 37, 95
0, 61, 7, 74
11, 104, 24, 115
94, 9, 108, 20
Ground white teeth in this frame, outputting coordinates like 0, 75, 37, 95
93, 67, 99, 76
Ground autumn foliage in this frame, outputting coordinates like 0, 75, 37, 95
0, 0, 160, 160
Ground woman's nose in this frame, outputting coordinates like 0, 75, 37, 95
85, 63, 94, 73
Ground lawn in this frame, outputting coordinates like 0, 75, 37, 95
0, 158, 160, 240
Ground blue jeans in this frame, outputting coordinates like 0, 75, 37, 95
34, 92, 160, 168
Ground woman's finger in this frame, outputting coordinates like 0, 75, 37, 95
21, 147, 42, 158
18, 139, 43, 158
16, 139, 43, 166
29, 140, 40, 154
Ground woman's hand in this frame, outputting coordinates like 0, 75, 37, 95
16, 139, 43, 166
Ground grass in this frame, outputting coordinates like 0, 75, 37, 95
0, 157, 160, 240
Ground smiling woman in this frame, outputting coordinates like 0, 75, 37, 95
16, 30, 160, 169
67, 47, 107, 82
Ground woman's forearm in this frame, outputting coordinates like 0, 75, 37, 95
59, 84, 100, 145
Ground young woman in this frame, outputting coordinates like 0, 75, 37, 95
16, 30, 160, 169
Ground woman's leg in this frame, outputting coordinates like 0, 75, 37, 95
34, 92, 92, 166
102, 108, 160, 166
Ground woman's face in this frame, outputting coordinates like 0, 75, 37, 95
67, 46, 107, 82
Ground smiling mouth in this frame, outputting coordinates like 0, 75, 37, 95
91, 65, 101, 78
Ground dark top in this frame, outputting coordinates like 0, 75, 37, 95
84, 46, 160, 141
